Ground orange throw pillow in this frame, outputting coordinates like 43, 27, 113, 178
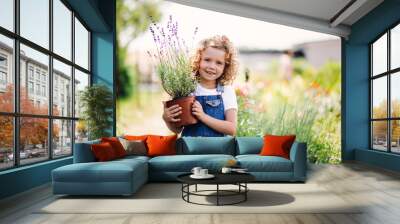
146, 135, 177, 157
91, 142, 117, 161
101, 137, 127, 158
260, 135, 296, 159
124, 135, 149, 141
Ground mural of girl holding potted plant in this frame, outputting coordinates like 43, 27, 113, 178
149, 16, 239, 137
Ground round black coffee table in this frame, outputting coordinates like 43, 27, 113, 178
177, 173, 255, 206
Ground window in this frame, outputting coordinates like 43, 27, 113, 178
41, 73, 46, 83
0, 71, 6, 85
28, 67, 34, 80
36, 83, 40, 95
0, 35, 13, 113
35, 70, 41, 81
42, 85, 46, 97
0, 0, 14, 32
53, 0, 72, 60
75, 18, 89, 70
0, 54, 7, 86
28, 81, 34, 94
371, 23, 400, 154
0, 55, 7, 67
0, 0, 91, 170
20, 0, 49, 49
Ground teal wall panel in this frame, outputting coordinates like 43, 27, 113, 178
343, 0, 400, 171
0, 158, 72, 199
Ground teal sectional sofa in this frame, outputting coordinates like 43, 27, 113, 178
52, 136, 307, 196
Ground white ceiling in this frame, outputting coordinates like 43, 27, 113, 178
167, 0, 384, 38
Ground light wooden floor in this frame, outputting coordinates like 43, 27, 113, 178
1, 162, 400, 224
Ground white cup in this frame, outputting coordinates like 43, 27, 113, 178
191, 167, 202, 176
200, 169, 208, 176
221, 167, 232, 174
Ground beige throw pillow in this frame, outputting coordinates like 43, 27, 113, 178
119, 138, 147, 156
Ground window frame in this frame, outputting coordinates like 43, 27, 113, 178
370, 20, 400, 154
0, 0, 92, 171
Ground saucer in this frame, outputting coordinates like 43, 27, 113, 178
190, 174, 215, 179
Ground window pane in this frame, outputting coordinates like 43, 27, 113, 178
0, 35, 14, 112
372, 77, 387, 119
0, 0, 14, 31
391, 120, 400, 153
20, 44, 49, 115
53, 59, 72, 117
20, 117, 49, 165
53, 0, 72, 60
372, 33, 387, 76
75, 120, 88, 143
20, 0, 49, 49
372, 121, 388, 151
391, 72, 400, 118
53, 119, 72, 158
74, 18, 89, 70
0, 116, 13, 170
74, 69, 89, 118
391, 24, 400, 70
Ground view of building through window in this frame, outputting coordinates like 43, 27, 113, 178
0, 0, 90, 170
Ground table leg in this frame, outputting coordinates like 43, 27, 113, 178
195, 184, 197, 192
217, 184, 219, 206
245, 183, 247, 201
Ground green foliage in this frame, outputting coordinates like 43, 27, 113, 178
79, 84, 114, 140
149, 16, 198, 99
116, 0, 161, 99
157, 54, 197, 99
236, 60, 342, 164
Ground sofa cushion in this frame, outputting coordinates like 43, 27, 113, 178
235, 137, 263, 155
236, 155, 293, 172
177, 137, 235, 155
52, 159, 147, 183
148, 154, 235, 172
74, 139, 100, 163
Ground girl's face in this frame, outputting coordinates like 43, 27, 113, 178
198, 47, 226, 83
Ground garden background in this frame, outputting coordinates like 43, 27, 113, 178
116, 0, 342, 164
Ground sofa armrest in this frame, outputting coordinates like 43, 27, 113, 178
289, 142, 307, 181
73, 140, 100, 163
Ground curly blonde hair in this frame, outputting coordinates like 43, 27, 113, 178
191, 35, 238, 85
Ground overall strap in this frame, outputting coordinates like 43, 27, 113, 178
216, 83, 224, 94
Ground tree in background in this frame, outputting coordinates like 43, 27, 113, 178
0, 85, 58, 150
116, 0, 161, 99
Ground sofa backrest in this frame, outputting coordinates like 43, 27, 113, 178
177, 136, 236, 155
235, 137, 263, 155
73, 139, 100, 163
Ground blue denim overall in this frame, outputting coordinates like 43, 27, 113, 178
182, 84, 225, 137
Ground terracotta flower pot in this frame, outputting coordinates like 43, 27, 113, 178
166, 95, 198, 127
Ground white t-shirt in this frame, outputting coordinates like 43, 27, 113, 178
191, 84, 238, 111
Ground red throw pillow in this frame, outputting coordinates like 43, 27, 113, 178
146, 135, 177, 157
101, 137, 127, 158
260, 134, 296, 159
91, 142, 117, 161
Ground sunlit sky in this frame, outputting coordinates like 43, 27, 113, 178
126, 1, 338, 53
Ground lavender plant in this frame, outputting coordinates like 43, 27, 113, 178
148, 15, 198, 99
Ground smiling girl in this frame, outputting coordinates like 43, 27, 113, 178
162, 35, 239, 137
